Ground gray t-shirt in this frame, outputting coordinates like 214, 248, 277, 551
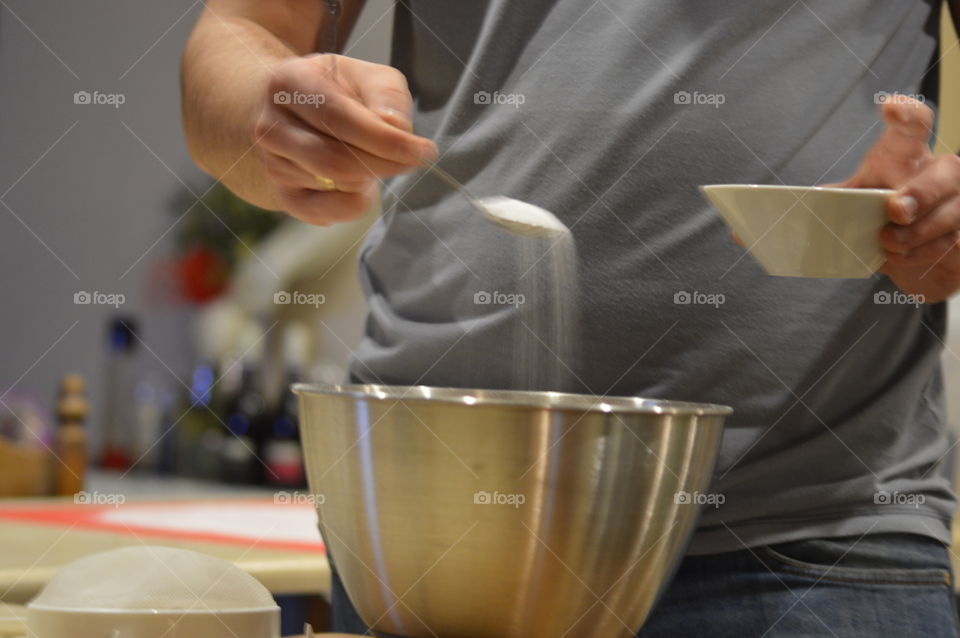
350, 0, 953, 554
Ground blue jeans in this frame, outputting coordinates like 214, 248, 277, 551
329, 533, 959, 636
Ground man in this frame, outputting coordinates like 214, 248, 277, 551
183, 1, 960, 635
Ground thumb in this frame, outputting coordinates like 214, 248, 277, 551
358, 66, 415, 133
843, 95, 934, 188
375, 103, 414, 133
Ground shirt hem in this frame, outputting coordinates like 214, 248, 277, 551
687, 510, 952, 556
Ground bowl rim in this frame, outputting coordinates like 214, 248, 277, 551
699, 183, 895, 197
292, 383, 733, 416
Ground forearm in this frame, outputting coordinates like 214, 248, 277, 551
181, 15, 294, 209
181, 0, 367, 210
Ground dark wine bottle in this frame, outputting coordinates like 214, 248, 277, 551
99, 317, 138, 470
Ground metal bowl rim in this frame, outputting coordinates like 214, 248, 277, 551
292, 383, 733, 416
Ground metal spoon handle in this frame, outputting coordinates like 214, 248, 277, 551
322, 0, 341, 79
419, 160, 481, 205
323, 0, 341, 52
417, 160, 563, 237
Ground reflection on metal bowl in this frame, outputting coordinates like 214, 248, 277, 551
294, 383, 731, 638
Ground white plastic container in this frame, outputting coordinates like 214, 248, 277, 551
25, 546, 280, 638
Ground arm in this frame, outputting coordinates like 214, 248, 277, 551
181, 0, 437, 224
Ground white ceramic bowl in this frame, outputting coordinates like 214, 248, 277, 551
700, 184, 894, 278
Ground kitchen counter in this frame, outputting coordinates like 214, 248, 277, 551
0, 471, 330, 605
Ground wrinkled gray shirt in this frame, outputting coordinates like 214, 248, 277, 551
351, 0, 953, 553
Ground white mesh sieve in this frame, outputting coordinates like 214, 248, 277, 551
30, 546, 277, 611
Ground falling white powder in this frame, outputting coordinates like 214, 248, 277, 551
479, 196, 578, 390
511, 232, 579, 391
455, 193, 579, 392
477, 196, 570, 237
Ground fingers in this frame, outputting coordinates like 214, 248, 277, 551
276, 181, 379, 227
255, 54, 438, 226
885, 153, 960, 225
287, 87, 435, 164
881, 192, 960, 252
844, 95, 934, 189
258, 131, 378, 225
346, 59, 415, 132
884, 230, 960, 266
257, 109, 417, 183
260, 153, 372, 193
877, 96, 935, 167
274, 56, 436, 165
878, 153, 960, 271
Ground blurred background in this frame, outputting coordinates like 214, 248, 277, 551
0, 1, 959, 495
0, 1, 399, 493
0, 4, 404, 631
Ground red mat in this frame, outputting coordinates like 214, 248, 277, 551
0, 499, 326, 554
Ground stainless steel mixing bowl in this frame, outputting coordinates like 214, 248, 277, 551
294, 383, 731, 638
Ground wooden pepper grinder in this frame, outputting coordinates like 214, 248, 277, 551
55, 373, 88, 496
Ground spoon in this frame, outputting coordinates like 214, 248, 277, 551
318, 3, 562, 238
420, 161, 568, 238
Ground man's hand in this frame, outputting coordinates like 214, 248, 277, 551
836, 96, 960, 303
182, 0, 437, 226
254, 54, 438, 226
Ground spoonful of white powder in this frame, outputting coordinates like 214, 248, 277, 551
475, 196, 569, 237
421, 161, 568, 237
